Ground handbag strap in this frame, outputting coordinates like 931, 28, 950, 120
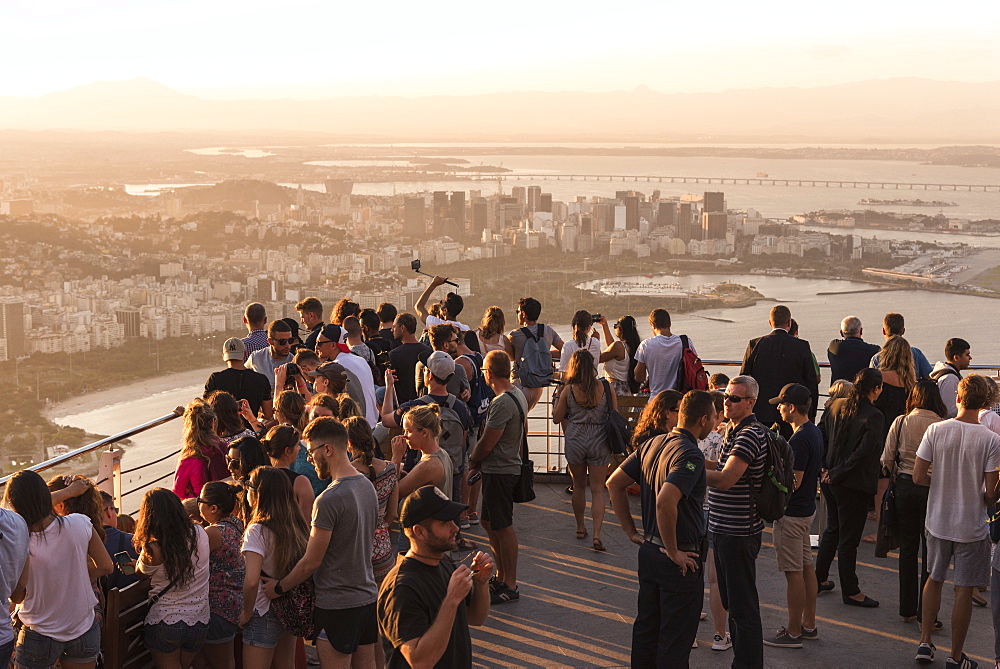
601, 379, 615, 423
505, 391, 530, 462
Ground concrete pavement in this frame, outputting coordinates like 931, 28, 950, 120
465, 480, 997, 668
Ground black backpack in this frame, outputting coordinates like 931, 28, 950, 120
748, 422, 795, 522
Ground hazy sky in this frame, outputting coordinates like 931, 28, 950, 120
4, 0, 999, 99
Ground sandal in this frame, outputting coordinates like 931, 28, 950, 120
593, 538, 606, 552
455, 537, 478, 552
576, 529, 588, 540
972, 591, 988, 607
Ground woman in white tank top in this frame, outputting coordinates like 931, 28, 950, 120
477, 306, 513, 357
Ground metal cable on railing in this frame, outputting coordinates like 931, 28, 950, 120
121, 449, 180, 475
122, 470, 175, 499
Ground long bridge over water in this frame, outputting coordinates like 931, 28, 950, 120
459, 173, 1000, 191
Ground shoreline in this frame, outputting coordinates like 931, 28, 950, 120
45, 366, 214, 423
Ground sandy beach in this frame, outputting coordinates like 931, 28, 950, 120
45, 366, 215, 422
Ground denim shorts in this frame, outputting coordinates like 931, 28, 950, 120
15, 617, 100, 668
205, 613, 239, 644
144, 620, 208, 655
241, 609, 286, 649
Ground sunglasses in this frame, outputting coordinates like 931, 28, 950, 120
270, 337, 293, 345
723, 394, 753, 403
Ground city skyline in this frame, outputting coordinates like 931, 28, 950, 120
3, 0, 999, 99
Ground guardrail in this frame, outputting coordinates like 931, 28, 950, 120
9, 360, 1000, 510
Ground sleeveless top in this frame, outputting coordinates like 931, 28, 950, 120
280, 467, 301, 484
371, 462, 398, 579
208, 516, 245, 625
422, 448, 454, 499
478, 331, 506, 354
603, 341, 630, 382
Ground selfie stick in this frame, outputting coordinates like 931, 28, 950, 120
414, 269, 459, 287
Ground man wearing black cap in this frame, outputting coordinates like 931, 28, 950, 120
606, 390, 718, 666
378, 485, 494, 668
763, 384, 823, 649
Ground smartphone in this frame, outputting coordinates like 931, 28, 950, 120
114, 551, 136, 575
467, 471, 482, 485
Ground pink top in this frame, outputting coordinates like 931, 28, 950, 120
173, 457, 208, 499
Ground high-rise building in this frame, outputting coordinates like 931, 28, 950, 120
622, 195, 639, 230
471, 198, 488, 239
703, 192, 726, 213
677, 203, 695, 241
702, 212, 728, 240
0, 301, 25, 359
403, 197, 425, 237
449, 191, 466, 231
432, 191, 449, 235
527, 186, 541, 212
115, 309, 142, 338
657, 201, 677, 229
539, 193, 552, 213
511, 187, 526, 207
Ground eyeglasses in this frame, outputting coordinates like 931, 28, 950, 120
270, 337, 293, 345
305, 443, 328, 459
315, 339, 334, 347
723, 394, 753, 403
226, 456, 241, 468
196, 498, 212, 505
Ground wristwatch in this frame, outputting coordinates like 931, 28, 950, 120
274, 581, 286, 596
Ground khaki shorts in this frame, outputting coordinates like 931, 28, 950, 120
772, 514, 814, 572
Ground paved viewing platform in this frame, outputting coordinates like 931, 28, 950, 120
464, 480, 996, 668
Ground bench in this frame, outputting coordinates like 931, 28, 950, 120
102, 579, 152, 669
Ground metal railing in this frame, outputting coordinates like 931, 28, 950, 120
9, 360, 1000, 509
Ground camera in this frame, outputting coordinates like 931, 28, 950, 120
286, 362, 300, 377
590, 313, 602, 323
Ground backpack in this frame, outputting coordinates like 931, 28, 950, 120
416, 394, 468, 477
675, 334, 709, 393
518, 324, 553, 388
460, 352, 491, 427
748, 422, 796, 523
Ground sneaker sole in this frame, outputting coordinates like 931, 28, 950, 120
711, 645, 732, 651
763, 641, 803, 648
916, 653, 935, 664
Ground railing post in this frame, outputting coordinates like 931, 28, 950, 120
99, 448, 124, 510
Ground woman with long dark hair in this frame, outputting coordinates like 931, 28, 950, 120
345, 415, 398, 584
598, 315, 639, 396
239, 467, 310, 669
174, 399, 227, 499
553, 349, 617, 551
631, 389, 684, 448
134, 487, 211, 668
226, 436, 269, 486
260, 424, 315, 520
3, 470, 112, 669
206, 391, 254, 447
881, 379, 947, 622
815, 368, 885, 608
195, 482, 245, 669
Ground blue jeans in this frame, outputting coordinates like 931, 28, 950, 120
714, 533, 763, 668
0, 639, 14, 669
16, 617, 101, 668
632, 541, 703, 668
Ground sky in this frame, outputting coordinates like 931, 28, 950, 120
4, 0, 1000, 99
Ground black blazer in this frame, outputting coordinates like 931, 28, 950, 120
823, 397, 885, 495
740, 329, 819, 428
827, 337, 881, 384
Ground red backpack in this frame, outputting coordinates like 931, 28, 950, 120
676, 334, 709, 392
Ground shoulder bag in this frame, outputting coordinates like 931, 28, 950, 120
601, 379, 631, 455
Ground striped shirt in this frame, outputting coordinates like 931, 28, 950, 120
707, 414, 767, 536
241, 329, 269, 360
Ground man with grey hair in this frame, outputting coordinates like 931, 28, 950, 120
827, 315, 880, 383
706, 374, 768, 667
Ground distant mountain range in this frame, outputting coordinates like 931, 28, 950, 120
1, 77, 999, 142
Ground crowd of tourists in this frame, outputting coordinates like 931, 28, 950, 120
1, 274, 999, 669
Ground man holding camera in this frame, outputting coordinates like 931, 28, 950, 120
415, 275, 469, 331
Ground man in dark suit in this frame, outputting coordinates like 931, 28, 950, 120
740, 305, 819, 433
827, 315, 881, 383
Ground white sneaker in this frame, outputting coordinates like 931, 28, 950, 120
712, 633, 732, 651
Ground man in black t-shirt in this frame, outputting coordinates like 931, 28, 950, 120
388, 313, 431, 404
204, 337, 273, 420
607, 390, 718, 667
378, 486, 494, 668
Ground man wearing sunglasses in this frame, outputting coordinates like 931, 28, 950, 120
247, 319, 295, 392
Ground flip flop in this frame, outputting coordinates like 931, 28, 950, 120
576, 529, 588, 540
593, 538, 606, 552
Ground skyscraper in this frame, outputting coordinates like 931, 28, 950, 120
404, 197, 425, 237
527, 186, 541, 213
702, 212, 728, 240
471, 198, 488, 239
677, 203, 694, 242
1, 301, 25, 359
657, 201, 677, 229
703, 192, 726, 213
449, 191, 466, 232
432, 191, 449, 236
539, 193, 552, 213
622, 195, 639, 230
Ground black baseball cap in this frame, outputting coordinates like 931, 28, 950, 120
768, 383, 811, 406
400, 485, 467, 528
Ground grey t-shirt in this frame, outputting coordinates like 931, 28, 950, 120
247, 348, 294, 392
509, 324, 563, 380
312, 474, 379, 609
0, 509, 28, 646
482, 388, 527, 475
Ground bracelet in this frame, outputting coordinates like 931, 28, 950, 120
274, 581, 286, 596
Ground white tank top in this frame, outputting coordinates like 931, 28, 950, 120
603, 341, 630, 382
